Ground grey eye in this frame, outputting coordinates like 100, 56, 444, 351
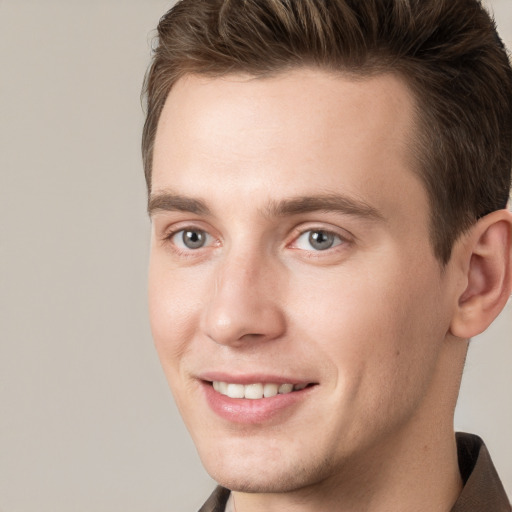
294, 229, 343, 251
308, 230, 336, 250
181, 229, 207, 249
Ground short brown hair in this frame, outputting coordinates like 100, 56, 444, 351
142, 0, 512, 263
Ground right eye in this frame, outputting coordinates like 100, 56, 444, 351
171, 228, 213, 250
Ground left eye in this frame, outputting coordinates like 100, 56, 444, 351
294, 230, 343, 251
171, 229, 212, 250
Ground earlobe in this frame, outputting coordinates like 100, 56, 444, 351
450, 209, 512, 339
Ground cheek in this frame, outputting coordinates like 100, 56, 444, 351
289, 256, 447, 402
148, 257, 203, 375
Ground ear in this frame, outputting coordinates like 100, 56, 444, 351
450, 208, 512, 339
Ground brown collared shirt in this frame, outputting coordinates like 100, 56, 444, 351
198, 433, 511, 511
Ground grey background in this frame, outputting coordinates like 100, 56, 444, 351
0, 1, 510, 510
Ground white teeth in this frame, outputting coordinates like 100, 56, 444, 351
278, 383, 293, 394
244, 383, 264, 399
226, 383, 245, 399
263, 383, 278, 398
212, 381, 306, 399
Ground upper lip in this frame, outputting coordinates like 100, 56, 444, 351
198, 372, 316, 386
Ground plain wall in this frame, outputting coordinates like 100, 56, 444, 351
0, 1, 510, 510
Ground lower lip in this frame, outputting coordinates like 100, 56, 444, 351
201, 382, 315, 424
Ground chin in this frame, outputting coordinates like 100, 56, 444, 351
200, 448, 336, 494
209, 468, 314, 494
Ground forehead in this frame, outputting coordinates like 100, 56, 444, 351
152, 69, 426, 223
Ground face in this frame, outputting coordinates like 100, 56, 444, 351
148, 69, 458, 493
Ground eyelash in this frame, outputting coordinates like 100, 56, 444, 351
162, 227, 218, 257
161, 225, 350, 257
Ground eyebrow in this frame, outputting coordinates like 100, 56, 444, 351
264, 194, 384, 220
148, 191, 384, 221
148, 193, 211, 216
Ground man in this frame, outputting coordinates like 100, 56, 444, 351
142, 0, 512, 510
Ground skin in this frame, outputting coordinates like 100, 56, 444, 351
148, 69, 511, 511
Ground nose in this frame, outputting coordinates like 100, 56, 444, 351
200, 251, 286, 347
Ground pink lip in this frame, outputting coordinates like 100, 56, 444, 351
199, 371, 310, 386
200, 379, 317, 424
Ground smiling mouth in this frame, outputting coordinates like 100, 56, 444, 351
210, 381, 314, 400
